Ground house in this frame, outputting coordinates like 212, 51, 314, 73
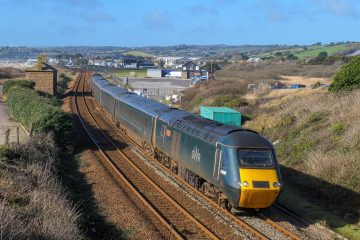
181, 61, 202, 79
123, 56, 139, 68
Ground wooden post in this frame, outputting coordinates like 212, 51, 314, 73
16, 126, 19, 144
4, 128, 10, 145
29, 123, 33, 137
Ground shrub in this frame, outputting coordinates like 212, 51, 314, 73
311, 81, 321, 89
211, 95, 248, 108
2, 80, 35, 96
329, 56, 360, 92
328, 122, 347, 135
274, 115, 296, 129
307, 111, 328, 124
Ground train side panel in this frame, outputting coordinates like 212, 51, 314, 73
155, 119, 218, 186
116, 97, 153, 145
100, 89, 116, 118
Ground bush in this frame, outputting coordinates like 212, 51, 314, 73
7, 88, 74, 147
2, 80, 35, 96
329, 56, 360, 92
307, 111, 328, 124
211, 95, 248, 108
328, 122, 347, 135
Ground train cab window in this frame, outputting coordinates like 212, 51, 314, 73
238, 149, 273, 168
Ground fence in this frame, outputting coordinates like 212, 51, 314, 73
0, 126, 21, 145
106, 73, 185, 98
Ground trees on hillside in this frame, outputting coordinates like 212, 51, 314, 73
329, 56, 360, 92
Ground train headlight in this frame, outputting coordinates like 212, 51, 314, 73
273, 182, 281, 188
242, 181, 249, 187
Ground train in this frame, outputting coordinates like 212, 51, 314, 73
90, 73, 282, 210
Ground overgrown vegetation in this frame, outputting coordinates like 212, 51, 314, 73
245, 90, 360, 210
0, 134, 83, 239
4, 80, 74, 147
57, 72, 75, 95
329, 56, 360, 92
181, 79, 248, 112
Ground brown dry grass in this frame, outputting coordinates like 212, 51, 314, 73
245, 89, 360, 205
215, 61, 341, 81
0, 134, 83, 240
181, 79, 249, 112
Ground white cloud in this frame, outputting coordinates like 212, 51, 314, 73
315, 0, 358, 17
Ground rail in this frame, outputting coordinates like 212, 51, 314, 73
74, 72, 221, 240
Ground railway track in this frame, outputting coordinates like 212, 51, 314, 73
74, 72, 237, 239
74, 71, 306, 239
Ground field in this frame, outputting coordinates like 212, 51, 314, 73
123, 51, 155, 58
260, 44, 350, 59
294, 44, 348, 59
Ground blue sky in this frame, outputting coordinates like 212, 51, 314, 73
0, 0, 359, 46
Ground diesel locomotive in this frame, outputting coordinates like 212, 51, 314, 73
90, 73, 282, 209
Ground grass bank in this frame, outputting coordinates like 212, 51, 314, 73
244, 89, 360, 239
0, 134, 83, 239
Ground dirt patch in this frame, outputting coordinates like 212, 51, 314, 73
279, 75, 331, 87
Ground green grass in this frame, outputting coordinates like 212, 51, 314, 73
278, 184, 360, 240
294, 44, 348, 59
112, 69, 147, 78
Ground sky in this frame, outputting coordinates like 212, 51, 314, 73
0, 0, 359, 47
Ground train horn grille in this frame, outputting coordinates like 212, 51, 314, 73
252, 181, 270, 188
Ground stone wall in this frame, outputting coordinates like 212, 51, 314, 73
25, 70, 57, 95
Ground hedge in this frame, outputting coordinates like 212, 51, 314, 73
3, 80, 35, 96
7, 88, 74, 147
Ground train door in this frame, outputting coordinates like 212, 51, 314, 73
213, 143, 225, 186
170, 130, 181, 160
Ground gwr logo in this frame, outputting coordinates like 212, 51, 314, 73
192, 146, 201, 163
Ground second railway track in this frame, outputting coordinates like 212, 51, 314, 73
74, 71, 307, 240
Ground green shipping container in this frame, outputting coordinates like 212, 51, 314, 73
200, 106, 241, 126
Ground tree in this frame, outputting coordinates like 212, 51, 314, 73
318, 51, 328, 59
329, 56, 360, 92
286, 53, 298, 60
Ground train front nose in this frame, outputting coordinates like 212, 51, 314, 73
238, 169, 281, 208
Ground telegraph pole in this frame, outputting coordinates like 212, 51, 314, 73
210, 59, 213, 80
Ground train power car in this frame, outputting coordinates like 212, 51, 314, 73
90, 74, 282, 209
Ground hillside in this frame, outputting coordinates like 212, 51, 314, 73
244, 88, 360, 238
181, 61, 360, 239
260, 43, 360, 60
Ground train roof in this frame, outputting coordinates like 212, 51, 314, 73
119, 93, 171, 117
91, 73, 260, 144
102, 84, 127, 98
92, 74, 111, 88
159, 109, 248, 143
